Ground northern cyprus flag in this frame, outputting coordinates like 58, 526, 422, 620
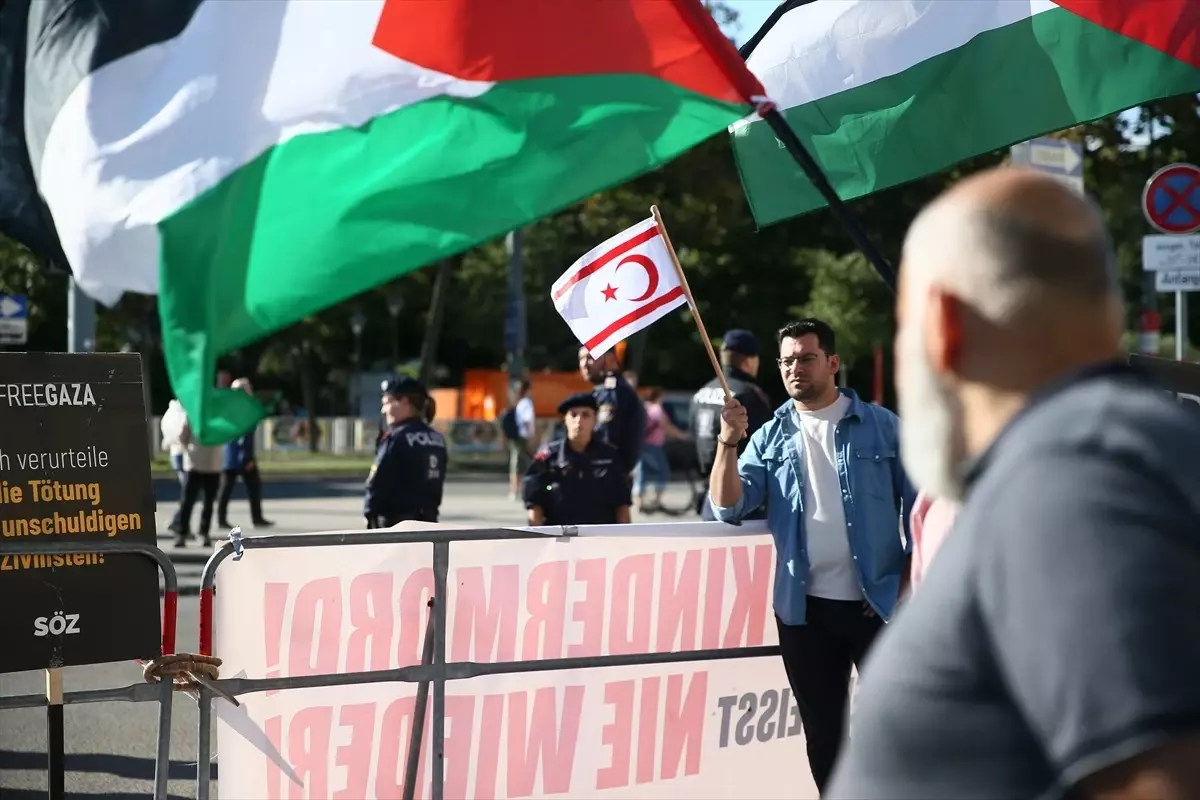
0, 0, 763, 444
553, 217, 688, 358
732, 0, 1200, 226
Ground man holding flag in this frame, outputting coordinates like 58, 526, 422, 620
709, 317, 914, 795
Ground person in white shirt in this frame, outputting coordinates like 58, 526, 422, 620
505, 379, 537, 500
160, 399, 189, 534
176, 415, 223, 548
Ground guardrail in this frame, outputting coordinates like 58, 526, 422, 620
0, 540, 182, 800
194, 521, 779, 800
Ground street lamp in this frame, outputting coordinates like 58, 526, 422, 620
386, 289, 404, 363
350, 309, 366, 370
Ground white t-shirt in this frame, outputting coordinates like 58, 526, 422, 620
515, 397, 536, 439
792, 393, 861, 601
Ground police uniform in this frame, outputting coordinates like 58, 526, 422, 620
592, 372, 645, 474
689, 330, 773, 519
522, 393, 632, 525
364, 378, 448, 528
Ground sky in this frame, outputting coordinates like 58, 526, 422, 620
724, 0, 779, 44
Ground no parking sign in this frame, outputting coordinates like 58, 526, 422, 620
1143, 163, 1200, 235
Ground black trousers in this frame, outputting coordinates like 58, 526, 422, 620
218, 466, 265, 523
777, 597, 883, 796
179, 471, 220, 540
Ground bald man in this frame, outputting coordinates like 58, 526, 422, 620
828, 167, 1200, 799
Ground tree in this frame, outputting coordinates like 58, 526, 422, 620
797, 251, 894, 371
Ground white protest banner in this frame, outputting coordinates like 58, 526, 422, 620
213, 528, 817, 799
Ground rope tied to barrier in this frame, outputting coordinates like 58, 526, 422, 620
141, 654, 239, 706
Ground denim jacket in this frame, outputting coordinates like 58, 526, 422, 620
711, 389, 915, 625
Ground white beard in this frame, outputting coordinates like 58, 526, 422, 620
897, 322, 968, 502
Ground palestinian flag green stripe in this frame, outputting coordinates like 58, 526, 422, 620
159, 73, 746, 438
733, 3, 1200, 226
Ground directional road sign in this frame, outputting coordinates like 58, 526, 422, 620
1143, 163, 1200, 235
1009, 137, 1084, 195
0, 293, 27, 345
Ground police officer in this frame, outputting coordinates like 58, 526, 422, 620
689, 329, 773, 519
364, 377, 447, 528
523, 393, 632, 526
578, 346, 645, 475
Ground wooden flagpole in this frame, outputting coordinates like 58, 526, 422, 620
649, 205, 733, 401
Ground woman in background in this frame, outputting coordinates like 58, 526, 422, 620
633, 387, 686, 514
906, 489, 959, 595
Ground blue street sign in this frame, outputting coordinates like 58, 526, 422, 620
0, 294, 26, 319
0, 294, 28, 345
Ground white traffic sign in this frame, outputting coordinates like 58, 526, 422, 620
1010, 137, 1084, 195
1143, 234, 1200, 272
1155, 271, 1200, 292
0, 293, 27, 345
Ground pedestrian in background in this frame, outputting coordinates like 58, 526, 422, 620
579, 346, 644, 476
903, 490, 957, 596
829, 167, 1200, 799
690, 329, 773, 519
633, 386, 686, 513
217, 377, 273, 530
160, 397, 188, 535
175, 412, 222, 548
502, 378, 536, 501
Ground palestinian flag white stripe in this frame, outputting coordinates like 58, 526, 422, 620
745, 0, 1055, 113
42, 0, 492, 303
732, 0, 1200, 227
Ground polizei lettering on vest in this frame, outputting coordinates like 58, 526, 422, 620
692, 386, 727, 406
1, 383, 97, 407
405, 431, 446, 448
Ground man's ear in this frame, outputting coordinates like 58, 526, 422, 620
829, 354, 841, 376
925, 286, 963, 373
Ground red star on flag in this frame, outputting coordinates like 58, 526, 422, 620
601, 284, 618, 302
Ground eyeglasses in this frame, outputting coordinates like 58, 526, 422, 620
777, 355, 822, 370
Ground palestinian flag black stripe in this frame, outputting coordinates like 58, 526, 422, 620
0, 0, 201, 269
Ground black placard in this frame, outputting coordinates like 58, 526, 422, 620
0, 353, 160, 673
1129, 354, 1200, 411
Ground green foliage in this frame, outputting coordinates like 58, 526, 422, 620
797, 251, 894, 369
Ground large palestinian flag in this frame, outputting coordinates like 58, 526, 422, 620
0, 0, 762, 444
732, 0, 1200, 227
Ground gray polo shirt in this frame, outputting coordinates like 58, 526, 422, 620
827, 363, 1200, 799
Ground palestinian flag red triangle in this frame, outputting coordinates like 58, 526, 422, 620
1054, 0, 1200, 69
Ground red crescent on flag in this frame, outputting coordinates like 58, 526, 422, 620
614, 254, 659, 302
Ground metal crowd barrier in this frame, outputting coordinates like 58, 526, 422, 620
0, 539, 182, 800
195, 523, 781, 800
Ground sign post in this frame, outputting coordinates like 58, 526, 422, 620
1009, 137, 1084, 195
1142, 163, 1200, 361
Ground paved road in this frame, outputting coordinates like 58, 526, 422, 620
1, 477, 702, 798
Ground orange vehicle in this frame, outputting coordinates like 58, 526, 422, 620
458, 368, 591, 420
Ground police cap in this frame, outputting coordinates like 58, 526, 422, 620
381, 376, 428, 398
721, 329, 759, 356
557, 392, 598, 415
